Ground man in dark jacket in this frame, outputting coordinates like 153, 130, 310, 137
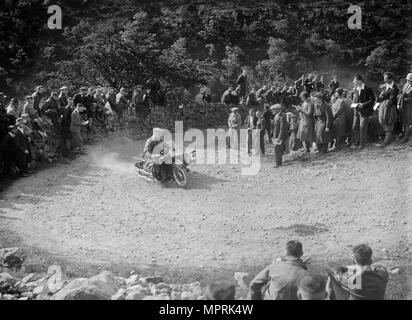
351, 74, 376, 149
32, 85, 45, 116
249, 240, 308, 300
327, 244, 388, 300
61, 98, 74, 157
13, 118, 32, 177
237, 69, 248, 103
41, 92, 60, 126
262, 105, 273, 144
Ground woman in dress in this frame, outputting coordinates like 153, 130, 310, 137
331, 88, 349, 150
296, 91, 314, 153
312, 92, 333, 154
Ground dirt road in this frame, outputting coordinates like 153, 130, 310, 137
1, 134, 411, 298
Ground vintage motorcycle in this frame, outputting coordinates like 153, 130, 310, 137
134, 148, 195, 189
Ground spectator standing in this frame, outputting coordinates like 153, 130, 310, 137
331, 88, 349, 150
58, 86, 69, 112
328, 75, 340, 95
70, 103, 87, 155
41, 92, 60, 126
377, 72, 399, 147
13, 118, 32, 177
297, 91, 315, 153
255, 110, 266, 156
351, 74, 376, 150
228, 107, 242, 149
244, 108, 257, 154
313, 92, 333, 154
237, 69, 248, 103
61, 98, 74, 157
271, 104, 289, 167
116, 87, 129, 121
32, 85, 45, 116
245, 88, 259, 108
262, 105, 273, 144
399, 73, 412, 143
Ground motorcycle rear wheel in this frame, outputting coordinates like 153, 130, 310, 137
172, 166, 188, 189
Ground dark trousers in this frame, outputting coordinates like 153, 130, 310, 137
15, 152, 28, 175
260, 130, 265, 155
352, 112, 369, 147
382, 123, 394, 144
265, 125, 272, 143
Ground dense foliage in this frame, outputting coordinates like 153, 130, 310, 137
0, 0, 410, 95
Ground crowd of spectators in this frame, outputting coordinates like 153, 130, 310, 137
225, 70, 412, 167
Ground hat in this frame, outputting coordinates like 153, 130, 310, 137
60, 86, 69, 91
406, 73, 412, 81
231, 107, 239, 112
80, 86, 88, 91
11, 98, 18, 103
15, 118, 24, 125
270, 104, 282, 111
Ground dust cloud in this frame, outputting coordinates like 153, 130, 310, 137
90, 148, 137, 175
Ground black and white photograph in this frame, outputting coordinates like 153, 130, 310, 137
0, 0, 411, 310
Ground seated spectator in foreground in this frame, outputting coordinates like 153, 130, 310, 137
297, 274, 327, 300
249, 240, 308, 300
326, 244, 389, 300
205, 281, 236, 300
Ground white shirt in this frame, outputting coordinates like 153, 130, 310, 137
385, 81, 394, 90
356, 83, 365, 93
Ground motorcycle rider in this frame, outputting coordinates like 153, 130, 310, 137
141, 127, 169, 182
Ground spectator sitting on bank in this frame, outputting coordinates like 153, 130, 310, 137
221, 86, 233, 105
249, 240, 308, 300
230, 86, 241, 105
23, 95, 38, 119
326, 244, 389, 300
297, 274, 327, 300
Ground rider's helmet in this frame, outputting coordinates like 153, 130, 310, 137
152, 128, 163, 141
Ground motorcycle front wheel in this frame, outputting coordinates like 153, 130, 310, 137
172, 165, 189, 189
